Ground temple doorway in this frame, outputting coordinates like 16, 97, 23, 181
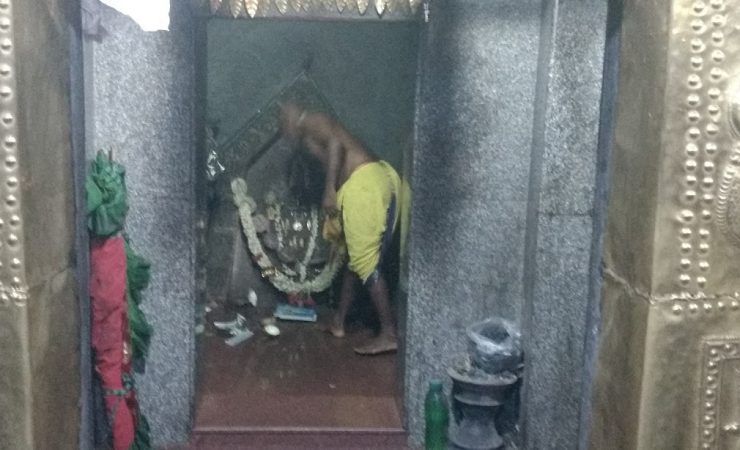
193, 17, 419, 446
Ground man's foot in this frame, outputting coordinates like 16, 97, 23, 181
318, 316, 345, 338
354, 334, 398, 355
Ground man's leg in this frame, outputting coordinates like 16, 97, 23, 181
354, 270, 397, 355
328, 267, 357, 338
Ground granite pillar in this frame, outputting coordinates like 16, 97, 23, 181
407, 0, 608, 447
406, 0, 542, 445
86, 3, 197, 445
521, 1, 608, 448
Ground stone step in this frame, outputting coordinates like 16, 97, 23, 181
187, 426, 409, 449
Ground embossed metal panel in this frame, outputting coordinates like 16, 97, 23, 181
0, 0, 80, 448
653, 0, 740, 296
592, 0, 740, 448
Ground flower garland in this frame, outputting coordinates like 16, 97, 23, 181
298, 207, 319, 282
231, 177, 345, 294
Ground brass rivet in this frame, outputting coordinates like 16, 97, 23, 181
687, 143, 700, 156
691, 38, 705, 52
688, 73, 703, 87
693, 1, 707, 14
709, 68, 724, 81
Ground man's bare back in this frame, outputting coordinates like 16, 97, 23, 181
280, 104, 376, 213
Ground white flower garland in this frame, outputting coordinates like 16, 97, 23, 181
231, 177, 345, 294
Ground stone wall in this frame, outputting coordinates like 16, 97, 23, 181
406, 0, 608, 447
521, 1, 608, 448
206, 20, 419, 170
85, 3, 197, 445
406, 0, 542, 445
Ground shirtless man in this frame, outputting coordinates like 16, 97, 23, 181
279, 103, 401, 355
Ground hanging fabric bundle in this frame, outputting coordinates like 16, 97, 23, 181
87, 151, 153, 450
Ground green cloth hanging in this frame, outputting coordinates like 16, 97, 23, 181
126, 241, 153, 367
86, 151, 129, 237
129, 413, 152, 450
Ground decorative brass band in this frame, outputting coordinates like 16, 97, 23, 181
0, 0, 27, 308
197, 0, 422, 19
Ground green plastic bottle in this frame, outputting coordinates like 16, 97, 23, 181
424, 380, 449, 450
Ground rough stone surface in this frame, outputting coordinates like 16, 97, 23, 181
539, 2, 607, 216
522, 1, 608, 448
88, 3, 196, 445
526, 215, 594, 449
405, 0, 542, 445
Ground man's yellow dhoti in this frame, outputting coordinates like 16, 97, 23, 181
323, 161, 401, 283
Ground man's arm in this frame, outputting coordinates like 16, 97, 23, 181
322, 136, 343, 213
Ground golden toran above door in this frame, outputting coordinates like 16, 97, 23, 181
197, 0, 423, 19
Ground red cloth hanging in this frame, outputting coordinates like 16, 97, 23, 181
90, 236, 136, 450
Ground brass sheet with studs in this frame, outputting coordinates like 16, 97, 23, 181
592, 0, 740, 448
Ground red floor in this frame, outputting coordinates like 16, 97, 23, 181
191, 315, 406, 448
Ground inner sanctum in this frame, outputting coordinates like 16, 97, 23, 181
195, 17, 418, 439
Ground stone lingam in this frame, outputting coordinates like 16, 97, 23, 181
448, 319, 523, 450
